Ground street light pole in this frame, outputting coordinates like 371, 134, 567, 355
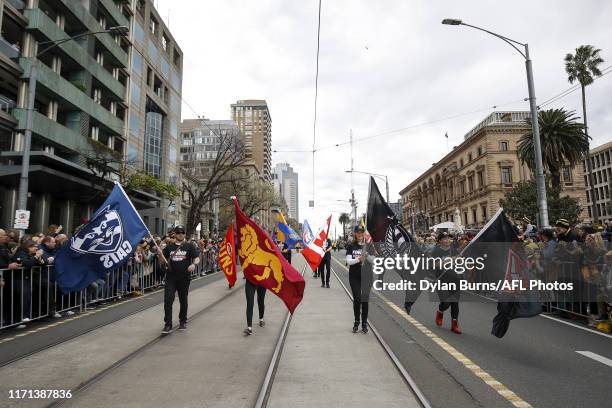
16, 26, 128, 232
345, 169, 390, 204
441, 19, 549, 228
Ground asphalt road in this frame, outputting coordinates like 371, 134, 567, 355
330, 251, 612, 408
0, 272, 225, 367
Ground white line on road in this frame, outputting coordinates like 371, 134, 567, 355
539, 314, 612, 340
575, 351, 612, 367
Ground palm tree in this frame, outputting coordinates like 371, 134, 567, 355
517, 108, 588, 193
565, 45, 604, 222
338, 212, 350, 239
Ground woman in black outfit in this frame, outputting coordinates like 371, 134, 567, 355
345, 225, 371, 334
244, 280, 266, 335
432, 232, 462, 334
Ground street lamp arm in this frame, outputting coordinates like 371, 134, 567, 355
460, 23, 527, 59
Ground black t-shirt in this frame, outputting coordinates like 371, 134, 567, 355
346, 242, 364, 276
323, 238, 332, 260
163, 241, 199, 277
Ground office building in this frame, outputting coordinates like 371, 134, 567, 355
230, 99, 271, 180
272, 162, 299, 221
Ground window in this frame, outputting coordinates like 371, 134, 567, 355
162, 33, 171, 53
130, 81, 141, 106
468, 175, 474, 192
477, 170, 485, 187
459, 158, 464, 168
149, 15, 158, 36
133, 21, 145, 46
477, 146, 483, 156
459, 180, 465, 195
472, 208, 477, 224
501, 167, 512, 185
144, 111, 163, 178
468, 153, 472, 162
481, 204, 487, 220
136, 0, 145, 18
146, 66, 153, 87
562, 167, 572, 185
499, 141, 508, 151
132, 51, 143, 77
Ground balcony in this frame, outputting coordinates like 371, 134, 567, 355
20, 58, 124, 136
57, 0, 128, 67
6, 0, 25, 11
13, 108, 92, 153
98, 0, 129, 29
25, 8, 126, 100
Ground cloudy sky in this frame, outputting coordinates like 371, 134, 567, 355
157, 0, 612, 232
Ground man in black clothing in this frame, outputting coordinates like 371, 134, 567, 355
318, 238, 332, 288
555, 218, 578, 243
161, 225, 200, 334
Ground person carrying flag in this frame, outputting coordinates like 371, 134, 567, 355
432, 231, 462, 334
346, 225, 371, 334
244, 280, 267, 335
318, 237, 332, 288
161, 225, 200, 334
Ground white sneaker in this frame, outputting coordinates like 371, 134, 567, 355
66, 311, 75, 316
54, 313, 62, 318
17, 324, 26, 329
22, 318, 30, 323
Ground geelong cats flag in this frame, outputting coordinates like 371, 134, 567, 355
55, 183, 148, 293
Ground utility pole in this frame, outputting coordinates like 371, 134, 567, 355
349, 129, 357, 229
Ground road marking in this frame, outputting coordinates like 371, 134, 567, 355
539, 314, 612, 340
331, 256, 533, 408
469, 291, 612, 340
0, 273, 219, 345
575, 351, 612, 367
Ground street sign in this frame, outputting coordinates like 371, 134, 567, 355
309, 200, 314, 207
14, 210, 30, 229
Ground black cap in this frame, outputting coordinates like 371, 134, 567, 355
354, 225, 365, 232
174, 225, 186, 234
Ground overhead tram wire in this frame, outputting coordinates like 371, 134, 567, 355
538, 64, 612, 108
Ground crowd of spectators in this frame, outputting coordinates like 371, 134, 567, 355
0, 224, 221, 331
411, 218, 612, 324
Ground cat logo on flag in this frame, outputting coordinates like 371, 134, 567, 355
240, 224, 284, 293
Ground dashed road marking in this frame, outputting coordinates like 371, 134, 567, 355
331, 256, 533, 408
575, 350, 612, 367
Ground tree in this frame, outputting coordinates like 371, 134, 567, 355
217, 171, 276, 233
500, 180, 583, 226
565, 45, 605, 222
338, 212, 350, 239
181, 133, 247, 236
83, 146, 178, 201
517, 108, 588, 192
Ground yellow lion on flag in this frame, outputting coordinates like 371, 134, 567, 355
240, 224, 284, 293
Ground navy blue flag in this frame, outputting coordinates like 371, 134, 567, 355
55, 183, 149, 293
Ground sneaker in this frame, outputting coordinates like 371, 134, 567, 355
326, 283, 330, 288
321, 283, 325, 288
259, 319, 265, 327
17, 324, 26, 329
352, 321, 359, 333
66, 311, 75, 316
53, 312, 62, 318
244, 327, 253, 335
361, 323, 369, 334
161, 324, 172, 334
179, 322, 187, 331
22, 318, 31, 323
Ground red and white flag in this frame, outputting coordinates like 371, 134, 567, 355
301, 215, 331, 272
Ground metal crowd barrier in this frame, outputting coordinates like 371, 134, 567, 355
0, 248, 220, 331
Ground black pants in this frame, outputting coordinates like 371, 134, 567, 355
245, 279, 266, 327
319, 256, 331, 285
349, 274, 368, 323
164, 274, 190, 325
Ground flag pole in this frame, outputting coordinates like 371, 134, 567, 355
114, 181, 169, 266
